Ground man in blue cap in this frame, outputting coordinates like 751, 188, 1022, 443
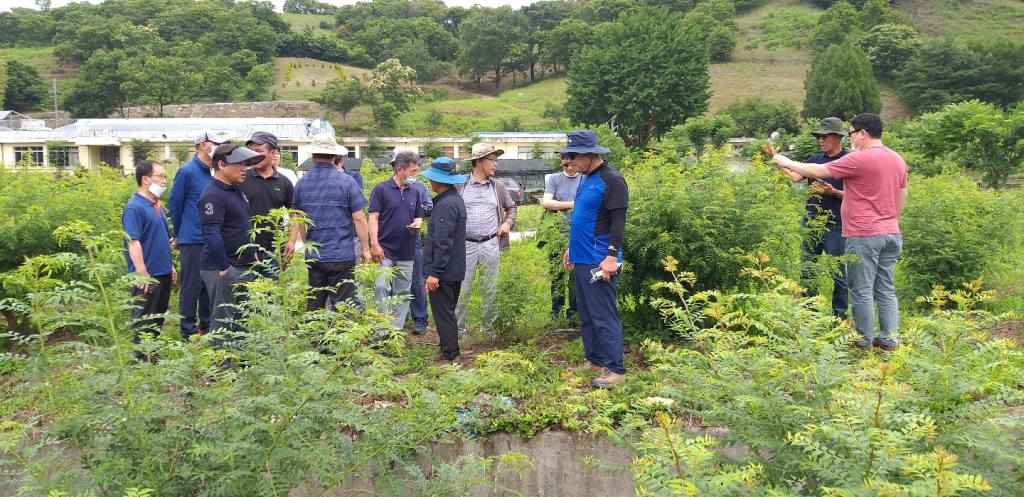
419, 157, 467, 364
560, 129, 629, 388
169, 129, 227, 340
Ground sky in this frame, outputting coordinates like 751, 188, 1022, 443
2, 0, 541, 13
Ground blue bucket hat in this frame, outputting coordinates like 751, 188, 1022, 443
419, 157, 466, 185
557, 129, 611, 155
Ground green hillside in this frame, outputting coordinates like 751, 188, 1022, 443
901, 0, 1024, 44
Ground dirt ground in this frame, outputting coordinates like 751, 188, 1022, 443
982, 319, 1024, 349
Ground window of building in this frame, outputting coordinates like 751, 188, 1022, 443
346, 147, 357, 159
48, 146, 80, 168
280, 146, 299, 164
14, 146, 44, 165
442, 146, 456, 159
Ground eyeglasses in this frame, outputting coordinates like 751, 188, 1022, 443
849, 128, 862, 135
148, 174, 168, 180
561, 152, 578, 160
483, 157, 498, 163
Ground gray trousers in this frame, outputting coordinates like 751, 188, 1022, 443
200, 265, 254, 344
373, 258, 415, 331
456, 237, 500, 332
846, 234, 902, 348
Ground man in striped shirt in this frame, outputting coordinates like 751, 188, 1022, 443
454, 143, 517, 337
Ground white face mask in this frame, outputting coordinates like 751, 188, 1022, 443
563, 169, 579, 178
148, 182, 167, 197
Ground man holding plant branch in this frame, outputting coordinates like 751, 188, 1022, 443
770, 113, 908, 352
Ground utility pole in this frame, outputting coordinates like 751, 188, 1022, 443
52, 79, 59, 123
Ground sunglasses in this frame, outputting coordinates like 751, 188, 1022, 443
561, 152, 578, 160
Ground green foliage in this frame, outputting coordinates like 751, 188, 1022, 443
0, 51, 6, 106
718, 96, 801, 138
896, 100, 1024, 188
170, 146, 189, 163
491, 241, 550, 344
314, 77, 369, 123
0, 166, 135, 333
898, 172, 1023, 299
803, 43, 881, 121
745, 9, 818, 51
457, 6, 528, 89
676, 114, 736, 156
809, 1, 857, 53
565, 7, 710, 148
372, 101, 400, 130
539, 18, 592, 73
0, 220, 532, 495
368, 58, 421, 113
128, 138, 152, 166
3, 59, 47, 111
421, 141, 443, 159
619, 152, 803, 332
629, 254, 1024, 494
859, 23, 921, 77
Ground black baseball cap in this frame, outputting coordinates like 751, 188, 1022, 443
246, 131, 279, 151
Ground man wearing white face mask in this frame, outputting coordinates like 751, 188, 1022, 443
169, 129, 227, 340
123, 160, 177, 362
368, 149, 424, 336
541, 153, 583, 326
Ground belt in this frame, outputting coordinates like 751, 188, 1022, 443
466, 233, 498, 243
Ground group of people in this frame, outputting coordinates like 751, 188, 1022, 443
121, 128, 631, 388
767, 112, 909, 352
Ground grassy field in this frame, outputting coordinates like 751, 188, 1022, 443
280, 12, 336, 36
0, 46, 78, 99
273, 57, 373, 100
896, 0, 1024, 44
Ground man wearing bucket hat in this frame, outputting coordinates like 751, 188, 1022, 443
419, 157, 467, 363
560, 129, 629, 388
763, 117, 849, 320
169, 129, 228, 340
454, 142, 518, 337
293, 133, 371, 312
771, 113, 908, 352
198, 144, 265, 343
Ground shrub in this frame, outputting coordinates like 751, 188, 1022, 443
897, 173, 1022, 300
491, 240, 550, 344
619, 151, 803, 332
610, 254, 1024, 494
0, 220, 530, 495
717, 96, 801, 138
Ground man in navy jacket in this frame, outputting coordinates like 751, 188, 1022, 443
169, 130, 227, 339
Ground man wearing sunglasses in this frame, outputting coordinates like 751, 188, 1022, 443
560, 130, 629, 389
770, 113, 908, 352
541, 152, 583, 327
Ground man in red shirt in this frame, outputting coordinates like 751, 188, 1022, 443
771, 113, 908, 351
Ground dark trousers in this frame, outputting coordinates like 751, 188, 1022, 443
410, 239, 428, 322
549, 250, 577, 315
801, 220, 849, 319
200, 265, 254, 346
307, 260, 358, 311
574, 264, 625, 375
178, 244, 211, 338
130, 274, 173, 359
430, 280, 461, 359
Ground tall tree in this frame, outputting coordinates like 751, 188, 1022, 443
564, 7, 710, 148
315, 78, 370, 123
456, 6, 528, 89
120, 56, 203, 117
540, 18, 591, 73
803, 43, 881, 120
859, 23, 921, 77
62, 49, 130, 118
893, 38, 991, 113
3, 60, 48, 112
522, 0, 573, 81
367, 58, 420, 113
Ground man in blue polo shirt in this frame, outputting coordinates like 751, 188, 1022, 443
169, 129, 227, 340
122, 160, 176, 362
369, 149, 424, 336
294, 133, 371, 312
764, 117, 848, 319
561, 130, 629, 389
198, 145, 265, 342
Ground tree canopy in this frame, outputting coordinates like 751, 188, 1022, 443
803, 43, 881, 120
565, 7, 710, 148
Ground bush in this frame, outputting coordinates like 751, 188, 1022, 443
0, 221, 530, 495
718, 96, 801, 138
492, 240, 551, 344
619, 255, 1024, 494
619, 151, 804, 332
897, 173, 1022, 300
